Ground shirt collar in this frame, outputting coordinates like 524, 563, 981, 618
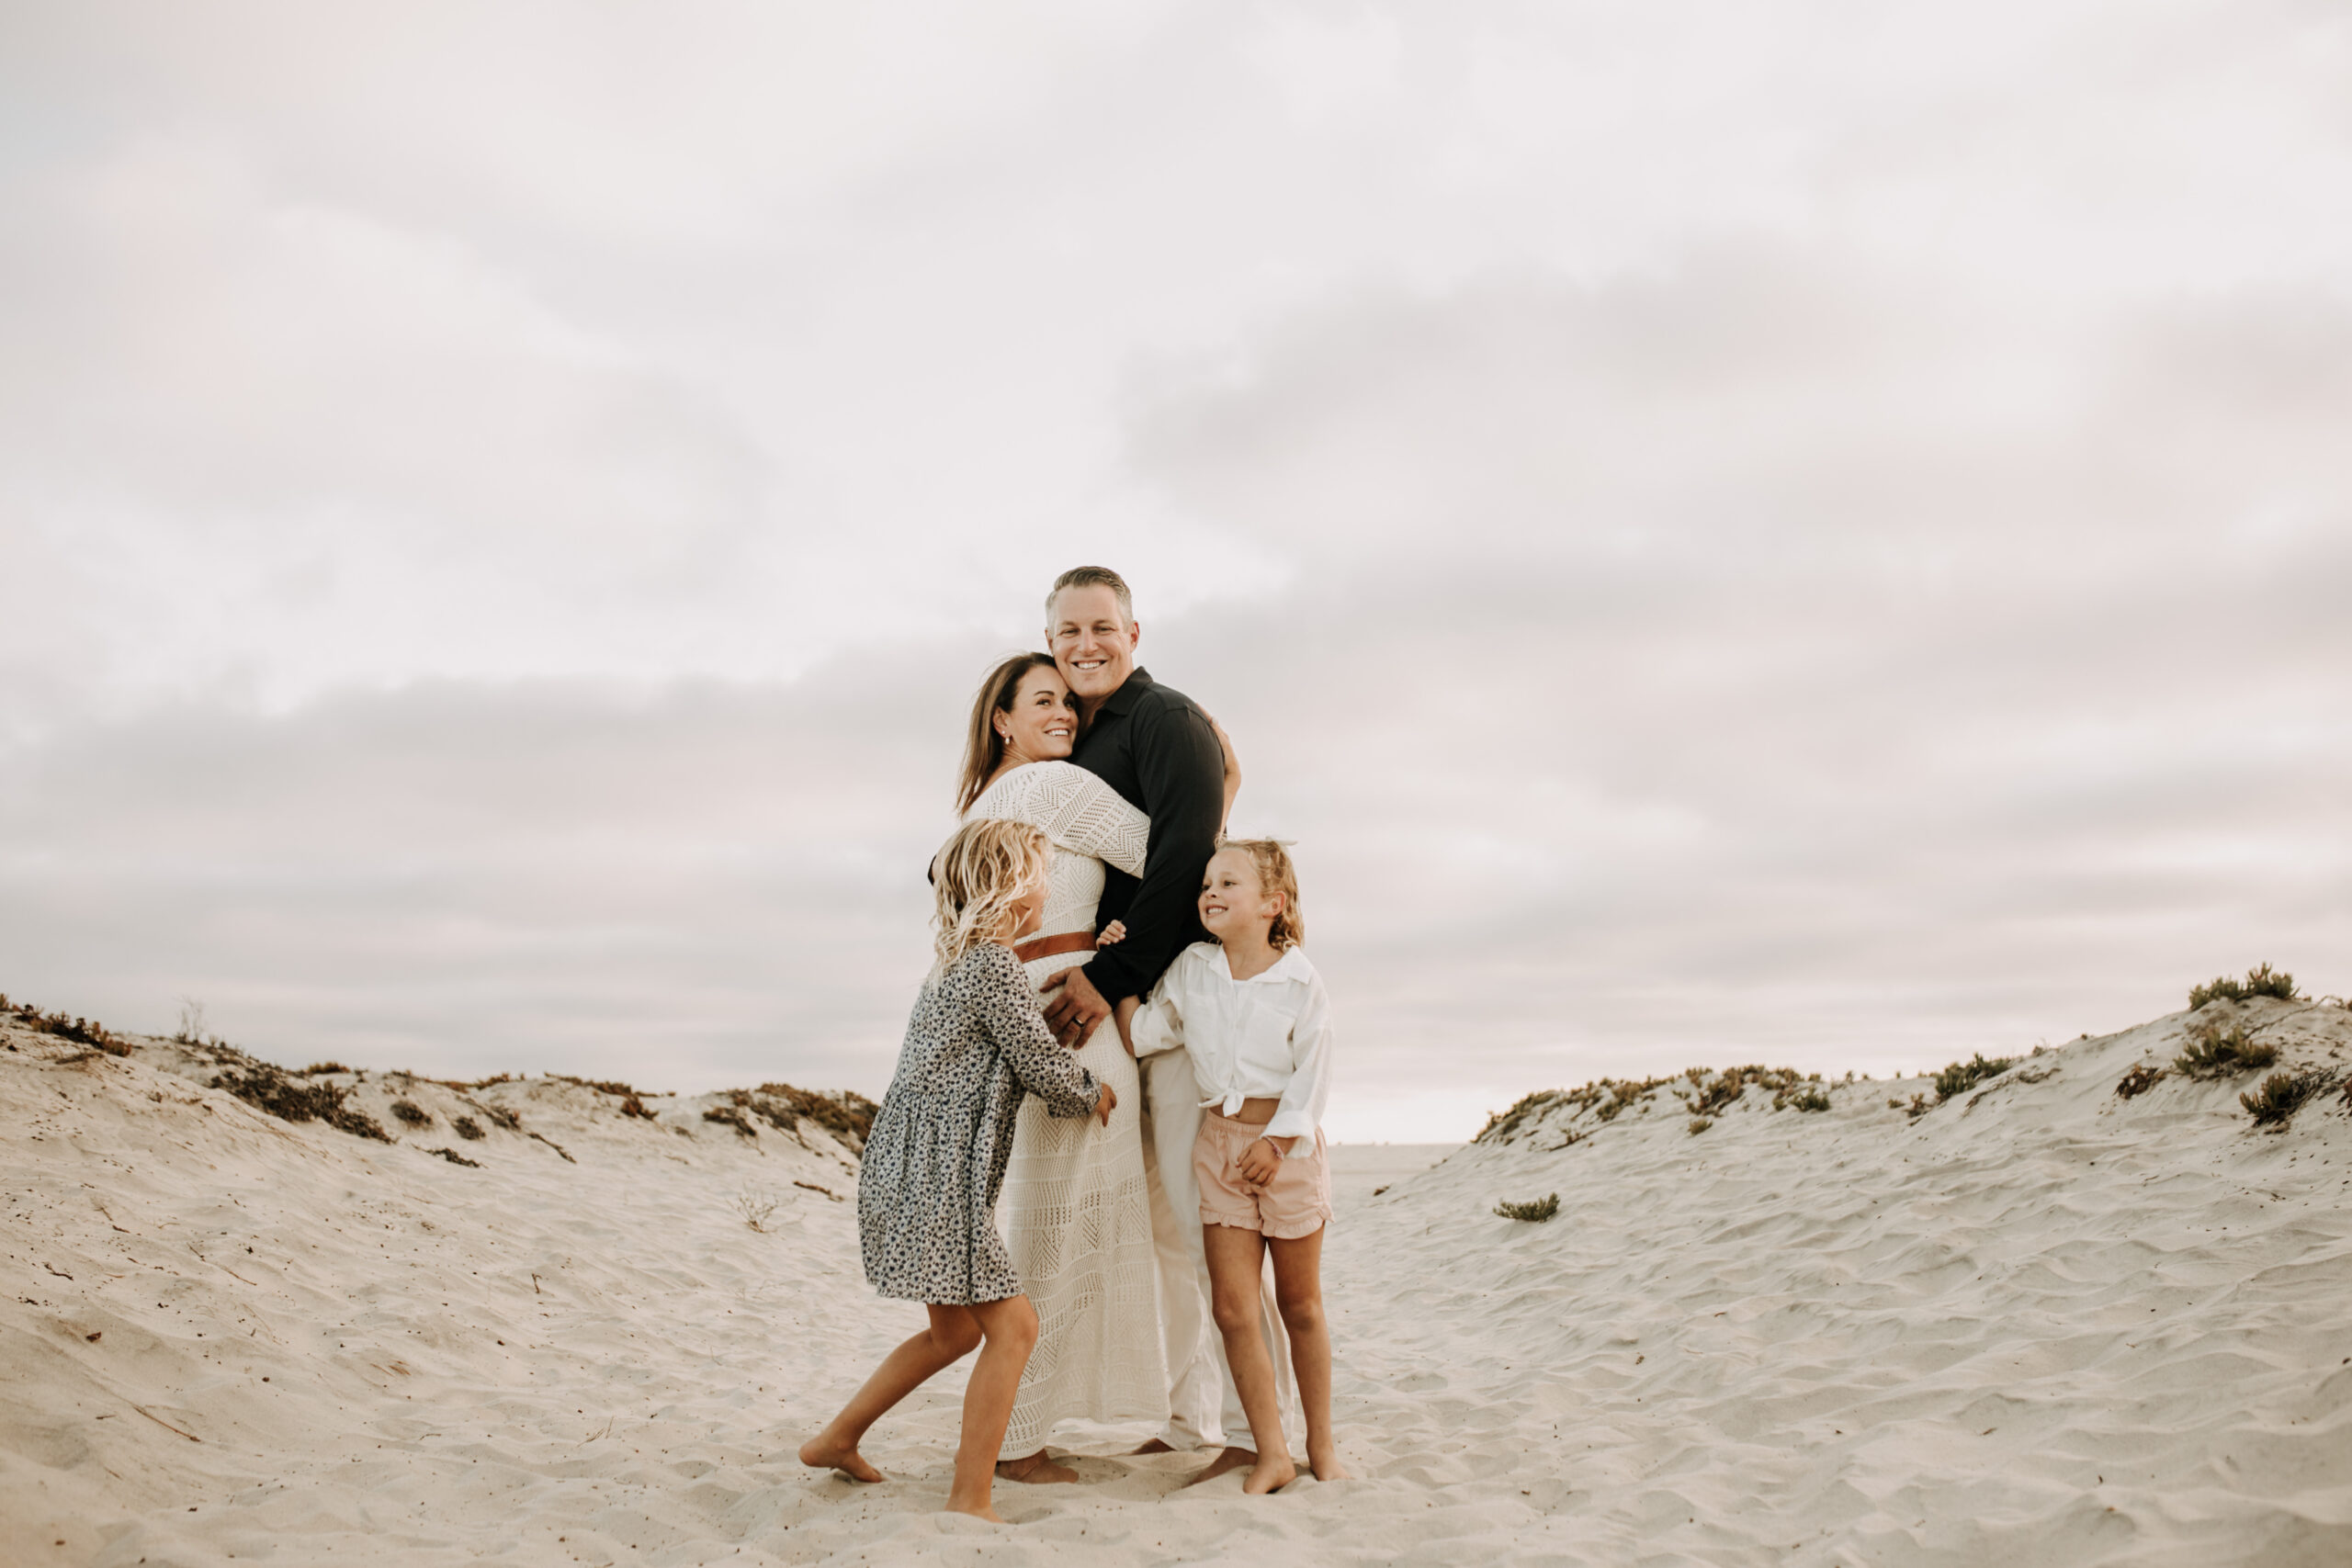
1219, 943, 1312, 985
1095, 666, 1155, 717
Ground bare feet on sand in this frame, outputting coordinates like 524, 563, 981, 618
797, 1433, 884, 1483
996, 1450, 1079, 1483
1243, 1451, 1297, 1495
942, 1501, 1006, 1523
1181, 1446, 1259, 1487
1306, 1442, 1351, 1482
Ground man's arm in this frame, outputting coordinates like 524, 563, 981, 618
1076, 697, 1225, 1005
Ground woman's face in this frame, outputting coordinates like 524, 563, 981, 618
998, 666, 1078, 762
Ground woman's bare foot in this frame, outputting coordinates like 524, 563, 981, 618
797, 1432, 885, 1483
1181, 1446, 1257, 1487
942, 1500, 1006, 1523
1242, 1450, 1297, 1495
1306, 1442, 1351, 1481
996, 1450, 1079, 1483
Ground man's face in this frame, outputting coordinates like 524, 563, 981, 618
1047, 584, 1139, 705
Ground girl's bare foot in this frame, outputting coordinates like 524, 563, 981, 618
996, 1450, 1079, 1483
1242, 1450, 1297, 1495
1306, 1442, 1351, 1481
797, 1433, 884, 1483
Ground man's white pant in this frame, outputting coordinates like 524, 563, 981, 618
1140, 1046, 1297, 1451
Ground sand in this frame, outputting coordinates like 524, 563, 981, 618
6, 997, 2350, 1566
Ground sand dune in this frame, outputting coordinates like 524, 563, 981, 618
6, 996, 2349, 1565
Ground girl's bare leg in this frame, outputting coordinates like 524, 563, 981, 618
946, 1294, 1042, 1521
799, 1304, 982, 1482
1269, 1226, 1348, 1481
1204, 1224, 1297, 1495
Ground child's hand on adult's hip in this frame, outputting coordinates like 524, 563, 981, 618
1094, 1082, 1117, 1127
1236, 1137, 1283, 1186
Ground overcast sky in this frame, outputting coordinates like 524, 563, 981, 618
4, 2, 2347, 1140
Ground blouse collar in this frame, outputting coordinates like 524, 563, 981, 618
1217, 943, 1312, 986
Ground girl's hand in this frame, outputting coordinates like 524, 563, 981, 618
1094, 1082, 1118, 1128
1236, 1137, 1283, 1185
1095, 919, 1127, 947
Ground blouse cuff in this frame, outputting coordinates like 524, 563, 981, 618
1129, 1000, 1183, 1058
1266, 1110, 1317, 1154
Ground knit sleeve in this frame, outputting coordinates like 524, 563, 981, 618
995, 762, 1150, 877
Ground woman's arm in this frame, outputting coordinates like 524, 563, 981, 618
1004, 764, 1150, 878
1207, 713, 1240, 837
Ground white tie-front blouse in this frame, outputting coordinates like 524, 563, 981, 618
1129, 941, 1334, 1157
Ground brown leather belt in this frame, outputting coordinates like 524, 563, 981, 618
1012, 931, 1098, 964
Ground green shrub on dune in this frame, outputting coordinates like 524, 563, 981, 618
2188, 963, 2301, 1010
2174, 1021, 2278, 1080
1933, 1054, 2015, 1103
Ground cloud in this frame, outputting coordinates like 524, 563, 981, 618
1114, 257, 2352, 1118
2, 3, 2348, 1138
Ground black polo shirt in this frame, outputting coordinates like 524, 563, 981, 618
1069, 667, 1225, 1006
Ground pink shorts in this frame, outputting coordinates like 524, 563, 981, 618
1193, 1110, 1333, 1240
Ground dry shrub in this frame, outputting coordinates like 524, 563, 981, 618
703, 1105, 755, 1137
2174, 1021, 2278, 1080
2115, 1064, 2166, 1100
452, 1116, 485, 1141
425, 1146, 481, 1168
208, 1061, 390, 1142
3, 996, 130, 1056
1933, 1054, 2015, 1103
732, 1190, 781, 1232
2189, 963, 2302, 1010
752, 1083, 879, 1148
2241, 1067, 2342, 1131
1494, 1193, 1559, 1223
390, 1100, 432, 1127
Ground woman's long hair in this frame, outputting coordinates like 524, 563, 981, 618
933, 818, 1051, 970
956, 651, 1063, 813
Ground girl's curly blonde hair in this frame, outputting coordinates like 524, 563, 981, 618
933, 818, 1052, 969
1216, 838, 1304, 951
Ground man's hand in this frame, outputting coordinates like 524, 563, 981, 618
1235, 1136, 1284, 1187
1039, 964, 1113, 1049
1094, 1081, 1118, 1128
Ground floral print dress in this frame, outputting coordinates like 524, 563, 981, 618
857, 942, 1102, 1304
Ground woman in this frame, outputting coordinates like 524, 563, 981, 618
953, 651, 1238, 1482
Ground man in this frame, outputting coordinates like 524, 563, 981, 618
1036, 565, 1296, 1482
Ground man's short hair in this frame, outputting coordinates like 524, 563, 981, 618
1046, 566, 1134, 627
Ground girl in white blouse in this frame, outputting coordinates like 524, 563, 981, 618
1130, 839, 1347, 1494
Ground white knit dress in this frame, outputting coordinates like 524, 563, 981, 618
964, 761, 1169, 1457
